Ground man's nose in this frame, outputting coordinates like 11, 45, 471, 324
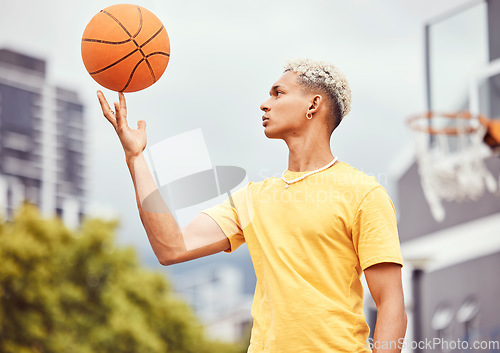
260, 99, 270, 112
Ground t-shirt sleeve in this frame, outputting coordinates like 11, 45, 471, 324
351, 185, 404, 271
200, 185, 248, 253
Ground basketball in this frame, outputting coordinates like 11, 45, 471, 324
81, 4, 170, 92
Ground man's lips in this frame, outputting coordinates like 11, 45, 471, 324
262, 116, 269, 127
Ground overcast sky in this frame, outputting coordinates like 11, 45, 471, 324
0, 0, 474, 261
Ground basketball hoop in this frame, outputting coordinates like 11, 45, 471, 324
407, 111, 497, 222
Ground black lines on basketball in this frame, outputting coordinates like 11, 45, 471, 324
81, 38, 131, 45
87, 23, 162, 74
145, 60, 156, 82
120, 58, 145, 92
89, 49, 138, 75
102, 10, 133, 38
147, 52, 170, 58
143, 52, 170, 85
132, 6, 143, 38
121, 26, 169, 90
141, 25, 165, 49
87, 25, 167, 77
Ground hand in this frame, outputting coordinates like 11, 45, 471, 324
97, 91, 147, 163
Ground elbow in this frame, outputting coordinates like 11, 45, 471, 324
157, 250, 182, 266
158, 256, 173, 266
151, 235, 186, 266
157, 255, 176, 266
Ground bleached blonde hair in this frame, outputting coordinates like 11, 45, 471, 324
284, 58, 352, 131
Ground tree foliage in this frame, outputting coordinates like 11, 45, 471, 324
0, 203, 244, 353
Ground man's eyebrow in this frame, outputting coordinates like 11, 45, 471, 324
269, 85, 284, 95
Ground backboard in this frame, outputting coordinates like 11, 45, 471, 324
411, 0, 500, 221
426, 0, 490, 115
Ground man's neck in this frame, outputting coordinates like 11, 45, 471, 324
285, 133, 335, 172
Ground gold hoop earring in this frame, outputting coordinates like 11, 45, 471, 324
306, 112, 313, 120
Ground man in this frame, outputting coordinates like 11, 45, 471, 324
97, 58, 407, 352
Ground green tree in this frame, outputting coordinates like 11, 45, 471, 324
0, 203, 245, 353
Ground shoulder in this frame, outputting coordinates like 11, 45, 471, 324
331, 161, 382, 191
227, 180, 269, 202
326, 161, 394, 212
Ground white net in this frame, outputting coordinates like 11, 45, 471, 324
410, 112, 497, 222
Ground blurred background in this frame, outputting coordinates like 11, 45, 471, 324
0, 0, 499, 352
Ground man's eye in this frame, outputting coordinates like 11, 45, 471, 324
277, 91, 283, 96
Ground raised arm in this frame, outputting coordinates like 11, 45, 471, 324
97, 91, 230, 265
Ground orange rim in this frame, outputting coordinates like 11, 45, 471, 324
407, 111, 489, 135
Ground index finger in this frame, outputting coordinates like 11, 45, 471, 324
97, 90, 117, 128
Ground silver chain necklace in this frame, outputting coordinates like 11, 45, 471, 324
281, 157, 338, 189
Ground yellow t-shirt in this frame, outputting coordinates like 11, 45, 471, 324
201, 161, 403, 353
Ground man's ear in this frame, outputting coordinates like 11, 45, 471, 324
308, 95, 323, 114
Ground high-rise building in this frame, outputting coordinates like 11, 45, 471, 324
0, 48, 86, 227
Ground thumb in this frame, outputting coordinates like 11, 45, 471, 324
137, 120, 146, 131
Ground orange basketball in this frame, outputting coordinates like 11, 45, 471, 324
81, 4, 170, 92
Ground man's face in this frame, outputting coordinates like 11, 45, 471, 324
260, 71, 311, 139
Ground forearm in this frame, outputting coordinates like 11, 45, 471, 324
126, 153, 185, 265
371, 302, 407, 353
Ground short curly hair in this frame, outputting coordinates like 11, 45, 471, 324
284, 58, 352, 132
